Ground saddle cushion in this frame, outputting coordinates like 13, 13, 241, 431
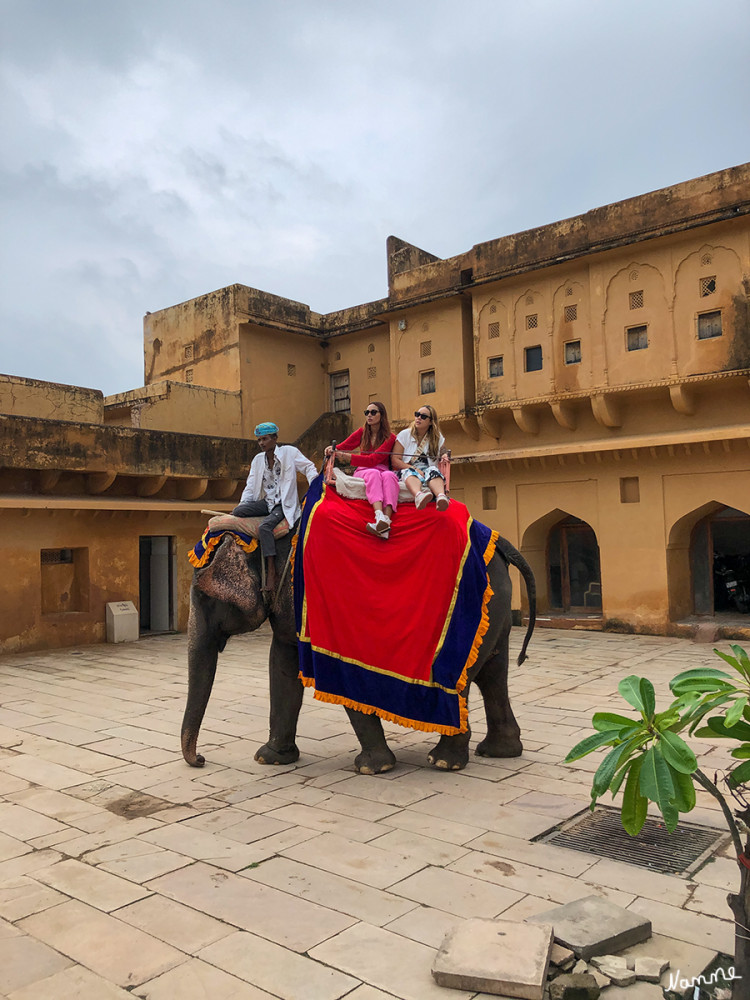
207, 514, 291, 539
332, 468, 415, 502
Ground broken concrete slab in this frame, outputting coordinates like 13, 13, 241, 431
550, 943, 576, 969
600, 966, 636, 987
634, 956, 669, 982
590, 954, 629, 971
432, 917, 553, 999
527, 895, 651, 959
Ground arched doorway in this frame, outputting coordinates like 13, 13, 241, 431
690, 506, 750, 616
548, 516, 602, 613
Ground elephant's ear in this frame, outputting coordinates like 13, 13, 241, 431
194, 537, 262, 616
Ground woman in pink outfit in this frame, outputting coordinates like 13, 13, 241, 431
325, 402, 398, 539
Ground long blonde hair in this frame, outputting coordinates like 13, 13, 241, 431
409, 404, 442, 459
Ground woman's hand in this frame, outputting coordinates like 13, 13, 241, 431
324, 445, 335, 457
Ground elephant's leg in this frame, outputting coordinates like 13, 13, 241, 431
473, 645, 523, 758
428, 723, 472, 771
344, 708, 396, 774
182, 598, 220, 767
255, 634, 303, 765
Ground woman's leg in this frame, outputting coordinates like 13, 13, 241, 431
354, 468, 385, 512
382, 471, 399, 515
402, 470, 422, 499
358, 468, 391, 537
426, 471, 449, 510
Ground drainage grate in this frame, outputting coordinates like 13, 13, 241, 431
540, 807, 726, 875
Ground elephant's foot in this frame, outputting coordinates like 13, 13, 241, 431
181, 732, 206, 768
474, 735, 523, 758
254, 742, 300, 765
428, 736, 470, 771
354, 747, 396, 775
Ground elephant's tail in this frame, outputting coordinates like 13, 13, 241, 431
494, 536, 536, 667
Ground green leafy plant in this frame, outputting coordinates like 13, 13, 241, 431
565, 644, 750, 996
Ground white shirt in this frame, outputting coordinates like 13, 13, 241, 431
395, 428, 445, 467
238, 445, 317, 525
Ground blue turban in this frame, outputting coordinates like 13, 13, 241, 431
254, 421, 279, 437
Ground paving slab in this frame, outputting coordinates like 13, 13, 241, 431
148, 861, 356, 951
432, 917, 553, 999
527, 894, 652, 959
18, 899, 184, 987
199, 929, 359, 1000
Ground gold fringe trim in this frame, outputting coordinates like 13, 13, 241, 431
299, 675, 463, 736
188, 530, 258, 568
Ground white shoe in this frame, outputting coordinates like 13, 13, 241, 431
436, 494, 449, 512
366, 521, 390, 539
415, 490, 432, 510
366, 511, 391, 536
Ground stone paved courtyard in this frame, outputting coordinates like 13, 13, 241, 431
0, 626, 738, 999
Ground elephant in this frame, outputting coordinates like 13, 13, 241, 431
181, 525, 536, 774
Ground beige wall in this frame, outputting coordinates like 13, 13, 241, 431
0, 508, 204, 653
451, 442, 750, 630
144, 286, 242, 391
324, 326, 391, 423
104, 381, 243, 437
389, 299, 472, 423
239, 324, 328, 441
0, 375, 103, 423
471, 222, 750, 410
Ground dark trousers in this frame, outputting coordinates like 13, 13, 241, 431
231, 501, 285, 558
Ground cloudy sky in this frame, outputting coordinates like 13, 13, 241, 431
2, 0, 749, 397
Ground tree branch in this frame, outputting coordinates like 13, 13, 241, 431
694, 767, 744, 858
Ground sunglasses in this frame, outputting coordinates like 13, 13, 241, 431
414, 411, 431, 420
364, 409, 380, 416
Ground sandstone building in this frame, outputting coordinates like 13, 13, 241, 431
2, 164, 749, 652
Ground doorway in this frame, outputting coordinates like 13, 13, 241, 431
139, 536, 175, 633
548, 517, 602, 612
691, 507, 750, 615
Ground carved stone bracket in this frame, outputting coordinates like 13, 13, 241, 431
178, 478, 209, 501
550, 400, 577, 430
86, 471, 117, 494
478, 411, 503, 439
591, 394, 622, 428
38, 470, 61, 493
459, 415, 480, 441
210, 478, 239, 500
669, 384, 696, 415
512, 406, 540, 435
137, 475, 168, 497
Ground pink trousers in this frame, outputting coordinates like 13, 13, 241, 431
354, 465, 399, 510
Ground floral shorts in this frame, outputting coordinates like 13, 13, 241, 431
400, 464, 445, 486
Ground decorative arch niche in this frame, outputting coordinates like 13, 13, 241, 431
521, 509, 602, 615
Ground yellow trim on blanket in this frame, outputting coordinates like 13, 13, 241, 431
431, 520, 473, 670
188, 530, 258, 568
299, 675, 464, 736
